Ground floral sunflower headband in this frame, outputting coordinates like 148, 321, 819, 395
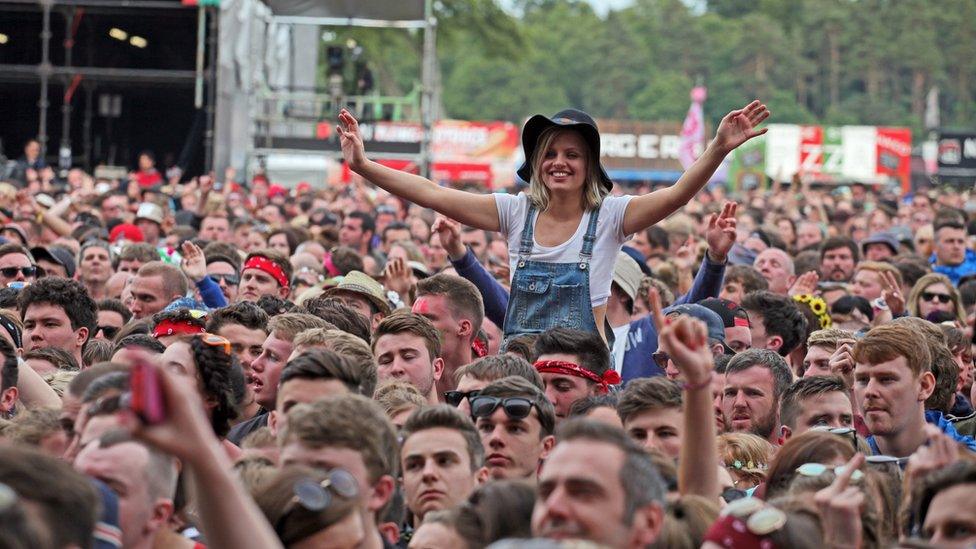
793, 293, 832, 329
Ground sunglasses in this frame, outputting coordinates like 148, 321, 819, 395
721, 486, 748, 504
0, 266, 36, 279
444, 389, 481, 407
810, 426, 858, 448
722, 497, 787, 535
469, 396, 537, 422
652, 351, 671, 367
921, 292, 952, 304
274, 469, 359, 538
795, 462, 864, 482
209, 273, 240, 286
865, 455, 910, 467
97, 325, 120, 339
200, 333, 231, 355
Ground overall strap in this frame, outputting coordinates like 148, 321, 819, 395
579, 203, 603, 262
517, 203, 538, 259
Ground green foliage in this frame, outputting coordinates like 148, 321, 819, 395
327, 0, 976, 135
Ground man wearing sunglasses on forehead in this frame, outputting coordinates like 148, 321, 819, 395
0, 243, 38, 287
469, 375, 556, 482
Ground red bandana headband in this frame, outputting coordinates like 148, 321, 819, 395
244, 256, 289, 288
152, 319, 206, 338
534, 360, 621, 390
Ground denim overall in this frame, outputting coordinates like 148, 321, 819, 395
502, 202, 609, 348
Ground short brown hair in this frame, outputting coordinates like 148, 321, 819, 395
780, 375, 849, 429
479, 376, 556, 437
255, 465, 359, 547
0, 444, 99, 549
616, 377, 683, 424
136, 261, 189, 298
117, 243, 159, 265
453, 354, 543, 390
294, 328, 377, 397
244, 248, 293, 286
401, 405, 485, 470
279, 348, 363, 395
724, 265, 768, 296
416, 274, 485, 336
5, 407, 62, 447
372, 310, 441, 360
280, 394, 399, 482
853, 323, 932, 376
806, 328, 855, 351
267, 312, 331, 342
854, 261, 903, 288
373, 380, 427, 419
23, 347, 79, 372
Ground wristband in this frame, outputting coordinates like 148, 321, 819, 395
682, 373, 713, 392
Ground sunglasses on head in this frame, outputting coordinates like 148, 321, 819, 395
0, 266, 36, 279
921, 291, 952, 304
469, 396, 537, 422
795, 462, 864, 482
200, 333, 231, 355
97, 325, 120, 339
209, 273, 240, 286
810, 425, 858, 448
274, 469, 359, 538
444, 389, 481, 407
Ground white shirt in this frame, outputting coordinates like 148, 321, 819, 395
494, 192, 633, 307
611, 323, 631, 373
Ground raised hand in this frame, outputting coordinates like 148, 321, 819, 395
431, 215, 466, 261
383, 257, 414, 304
828, 340, 856, 388
788, 271, 820, 297
906, 425, 961, 486
673, 234, 697, 272
705, 202, 738, 262
650, 287, 713, 386
814, 453, 866, 549
336, 109, 368, 171
879, 270, 905, 317
713, 100, 770, 153
180, 240, 208, 283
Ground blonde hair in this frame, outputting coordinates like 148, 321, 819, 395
907, 273, 965, 323
526, 127, 607, 212
717, 432, 776, 486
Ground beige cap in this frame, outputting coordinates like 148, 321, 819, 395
612, 251, 643, 302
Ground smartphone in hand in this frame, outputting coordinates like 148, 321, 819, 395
129, 360, 167, 425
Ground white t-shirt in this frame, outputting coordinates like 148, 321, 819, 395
494, 192, 634, 307
611, 323, 630, 373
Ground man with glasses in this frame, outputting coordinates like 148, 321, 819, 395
469, 375, 555, 481
19, 277, 97, 367
95, 299, 131, 341
779, 375, 854, 442
206, 253, 241, 304
447, 354, 543, 415
0, 243, 38, 287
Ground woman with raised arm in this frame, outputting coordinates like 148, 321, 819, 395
337, 101, 768, 345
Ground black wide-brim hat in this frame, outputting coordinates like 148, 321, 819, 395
516, 108, 613, 193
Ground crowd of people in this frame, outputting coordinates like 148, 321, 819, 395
0, 99, 976, 549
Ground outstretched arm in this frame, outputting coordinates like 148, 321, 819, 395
651, 289, 719, 500
622, 101, 769, 236
337, 110, 499, 231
